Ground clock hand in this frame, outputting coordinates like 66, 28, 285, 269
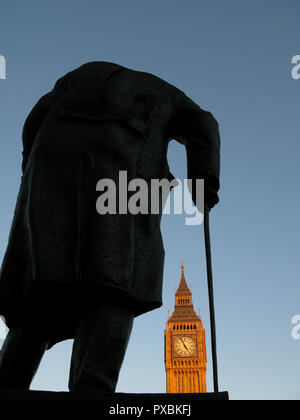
181, 338, 188, 350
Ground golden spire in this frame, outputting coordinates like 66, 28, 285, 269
176, 259, 192, 296
169, 260, 200, 322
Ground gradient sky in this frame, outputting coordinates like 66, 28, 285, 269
0, 0, 299, 400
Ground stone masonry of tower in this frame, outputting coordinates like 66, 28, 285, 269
164, 262, 207, 393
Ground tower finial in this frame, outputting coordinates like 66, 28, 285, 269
181, 258, 184, 270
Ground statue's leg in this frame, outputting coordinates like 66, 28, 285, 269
68, 300, 134, 393
0, 320, 50, 390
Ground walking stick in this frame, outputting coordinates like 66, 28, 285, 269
204, 202, 219, 393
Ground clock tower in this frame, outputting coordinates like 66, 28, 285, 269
164, 261, 207, 393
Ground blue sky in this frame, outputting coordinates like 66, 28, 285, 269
0, 0, 299, 400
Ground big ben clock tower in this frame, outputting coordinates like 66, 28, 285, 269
164, 261, 207, 393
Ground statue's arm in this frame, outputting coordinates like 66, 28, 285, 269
171, 93, 221, 210
21, 75, 69, 174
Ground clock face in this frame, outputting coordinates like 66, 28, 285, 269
174, 336, 196, 357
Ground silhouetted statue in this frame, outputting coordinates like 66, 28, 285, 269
0, 62, 220, 392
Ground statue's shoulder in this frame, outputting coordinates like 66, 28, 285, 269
55, 61, 125, 84
54, 62, 188, 104
123, 67, 187, 101
70, 61, 125, 73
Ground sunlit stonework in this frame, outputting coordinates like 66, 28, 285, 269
164, 261, 207, 393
